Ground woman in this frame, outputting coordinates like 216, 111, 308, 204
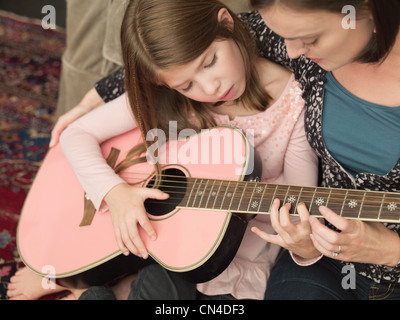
247, 0, 400, 299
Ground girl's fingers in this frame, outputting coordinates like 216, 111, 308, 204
251, 227, 284, 247
140, 189, 169, 241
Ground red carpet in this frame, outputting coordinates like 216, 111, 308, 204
0, 10, 65, 299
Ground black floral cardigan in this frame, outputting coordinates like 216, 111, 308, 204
94, 10, 400, 283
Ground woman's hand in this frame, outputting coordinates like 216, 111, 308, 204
104, 183, 169, 258
252, 199, 320, 259
309, 206, 400, 267
50, 88, 104, 147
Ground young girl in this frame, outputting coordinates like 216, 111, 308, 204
9, 0, 319, 300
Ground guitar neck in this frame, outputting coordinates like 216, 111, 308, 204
178, 178, 400, 223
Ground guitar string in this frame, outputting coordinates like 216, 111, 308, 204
119, 172, 400, 200
116, 172, 400, 211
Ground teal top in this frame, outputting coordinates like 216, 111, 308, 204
322, 72, 400, 177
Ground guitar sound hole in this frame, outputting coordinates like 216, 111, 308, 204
144, 168, 187, 216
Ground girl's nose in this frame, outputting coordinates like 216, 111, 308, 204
202, 78, 221, 96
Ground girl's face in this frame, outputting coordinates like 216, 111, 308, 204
159, 38, 247, 104
259, 5, 375, 71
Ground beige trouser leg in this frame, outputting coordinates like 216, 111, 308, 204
55, 0, 122, 118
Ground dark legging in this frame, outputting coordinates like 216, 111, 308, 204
264, 250, 400, 300
79, 264, 235, 300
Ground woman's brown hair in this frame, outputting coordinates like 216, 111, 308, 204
250, 0, 400, 63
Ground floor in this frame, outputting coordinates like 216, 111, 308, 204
0, 0, 66, 27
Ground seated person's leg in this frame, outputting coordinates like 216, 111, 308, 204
265, 251, 357, 300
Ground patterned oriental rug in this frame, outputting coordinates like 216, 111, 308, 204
0, 10, 65, 299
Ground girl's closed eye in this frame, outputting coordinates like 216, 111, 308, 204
205, 54, 217, 68
182, 82, 193, 92
181, 55, 217, 92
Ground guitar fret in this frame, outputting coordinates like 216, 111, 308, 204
220, 181, 231, 210
192, 179, 204, 208
228, 181, 239, 212
325, 188, 332, 208
283, 186, 291, 204
311, 188, 333, 216
197, 179, 209, 209
294, 187, 303, 212
360, 191, 381, 221
341, 190, 365, 219
340, 190, 349, 217
187, 178, 198, 208
358, 191, 366, 219
212, 180, 223, 209
378, 193, 385, 220
214, 181, 229, 210
283, 186, 302, 215
257, 184, 268, 212
324, 189, 343, 217
237, 182, 248, 211
250, 183, 265, 213
378, 192, 400, 222
204, 179, 216, 209
269, 185, 279, 211
246, 183, 258, 212
308, 187, 317, 215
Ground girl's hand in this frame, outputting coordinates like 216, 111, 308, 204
252, 199, 320, 259
104, 184, 169, 258
309, 206, 400, 266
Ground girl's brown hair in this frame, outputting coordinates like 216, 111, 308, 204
121, 0, 271, 141
116, 0, 272, 174
250, 0, 400, 63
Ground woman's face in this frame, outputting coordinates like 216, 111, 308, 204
259, 5, 375, 71
158, 38, 247, 104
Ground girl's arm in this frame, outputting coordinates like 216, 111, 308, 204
59, 93, 168, 258
59, 93, 135, 209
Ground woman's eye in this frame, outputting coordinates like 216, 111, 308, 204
304, 39, 318, 46
205, 55, 217, 68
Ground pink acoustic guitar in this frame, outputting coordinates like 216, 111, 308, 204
17, 127, 259, 285
17, 127, 400, 286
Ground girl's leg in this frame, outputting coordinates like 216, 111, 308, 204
129, 264, 197, 300
7, 267, 67, 300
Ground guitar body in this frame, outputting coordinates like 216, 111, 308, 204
17, 127, 260, 285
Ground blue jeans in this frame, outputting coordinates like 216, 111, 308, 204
265, 250, 400, 300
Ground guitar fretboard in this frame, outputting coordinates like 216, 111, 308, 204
178, 178, 400, 223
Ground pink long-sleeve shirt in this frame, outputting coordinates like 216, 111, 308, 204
60, 74, 318, 299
